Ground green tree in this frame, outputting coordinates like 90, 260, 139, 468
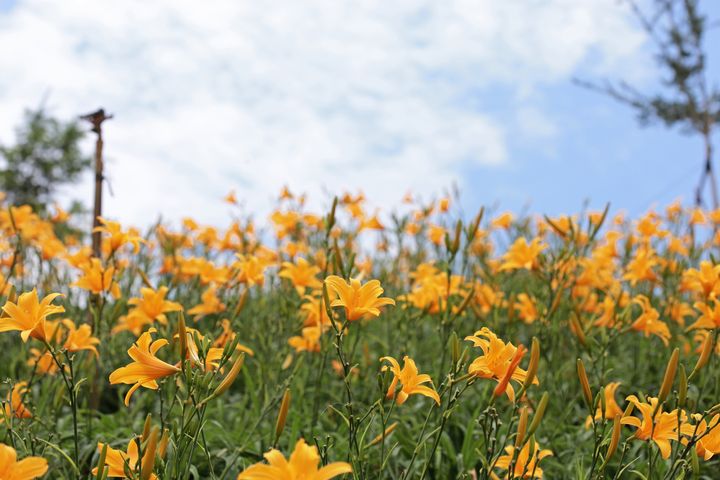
0, 108, 90, 213
577, 0, 720, 208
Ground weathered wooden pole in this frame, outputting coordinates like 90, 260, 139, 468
80, 109, 113, 257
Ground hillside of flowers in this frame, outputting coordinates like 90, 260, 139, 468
1, 188, 720, 479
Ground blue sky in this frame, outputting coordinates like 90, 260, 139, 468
0, 0, 719, 225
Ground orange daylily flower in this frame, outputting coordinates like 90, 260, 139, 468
324, 276, 395, 321
181, 328, 226, 372
494, 440, 552, 479
92, 439, 157, 479
237, 438, 352, 480
27, 348, 59, 375
2, 382, 32, 421
585, 382, 623, 428
72, 258, 121, 298
491, 212, 514, 230
631, 296, 671, 345
427, 224, 446, 246
127, 286, 183, 325
61, 319, 100, 357
109, 329, 180, 405
381, 355, 440, 405
499, 237, 546, 272
621, 395, 693, 459
688, 299, 720, 330
235, 255, 266, 287
514, 293, 539, 324
279, 257, 322, 295
465, 328, 537, 402
187, 284, 226, 319
300, 294, 332, 328
0, 289, 64, 343
695, 414, 720, 460
288, 326, 323, 353
224, 190, 238, 205
213, 319, 254, 356
681, 261, 720, 298
0, 443, 48, 479
623, 246, 659, 285
94, 217, 145, 254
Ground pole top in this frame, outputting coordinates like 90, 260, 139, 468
80, 108, 113, 134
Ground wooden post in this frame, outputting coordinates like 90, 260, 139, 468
80, 109, 113, 257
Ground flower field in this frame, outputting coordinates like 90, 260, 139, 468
1, 189, 720, 479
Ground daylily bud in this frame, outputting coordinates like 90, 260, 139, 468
449, 332, 460, 366
138, 269, 154, 289
142, 413, 152, 440
523, 337, 540, 389
177, 312, 187, 361
282, 353, 294, 370
515, 406, 529, 448
326, 196, 338, 232
528, 435, 536, 458
604, 414, 621, 467
454, 288, 474, 318
140, 426, 159, 480
691, 447, 700, 477
467, 207, 484, 243
658, 348, 679, 404
708, 403, 720, 416
570, 316, 587, 347
232, 289, 248, 319
596, 387, 606, 419
450, 220, 462, 254
547, 285, 565, 319
577, 359, 593, 410
527, 391, 549, 438
158, 428, 170, 458
95, 443, 109, 480
369, 422, 398, 446
322, 282, 338, 330
210, 352, 245, 400
274, 388, 292, 443
507, 294, 516, 324
333, 240, 344, 275
690, 332, 714, 380
7, 285, 16, 304
678, 365, 688, 408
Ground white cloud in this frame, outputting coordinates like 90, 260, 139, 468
0, 0, 649, 225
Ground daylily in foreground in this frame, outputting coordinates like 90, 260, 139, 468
585, 382, 623, 428
0, 289, 64, 343
621, 395, 693, 459
694, 414, 720, 460
465, 328, 537, 402
493, 440, 553, 479
237, 438, 351, 480
381, 355, 440, 405
0, 443, 48, 479
92, 439, 157, 479
109, 328, 180, 405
